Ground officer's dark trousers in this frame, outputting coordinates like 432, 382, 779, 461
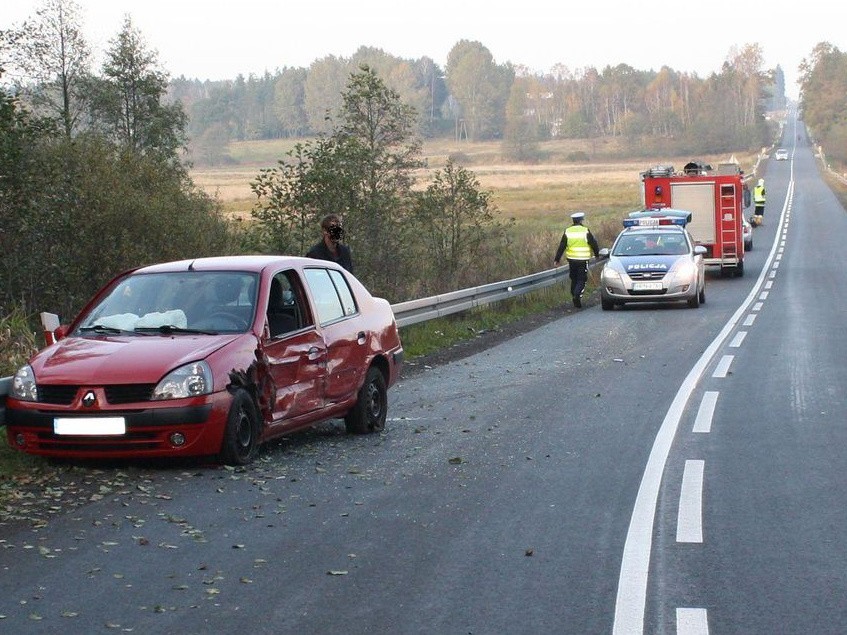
567, 258, 589, 299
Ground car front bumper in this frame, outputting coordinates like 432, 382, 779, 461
5, 391, 232, 459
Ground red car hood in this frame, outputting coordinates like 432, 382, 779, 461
30, 334, 239, 385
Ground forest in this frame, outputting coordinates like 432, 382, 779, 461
2, 0, 847, 354
175, 40, 785, 166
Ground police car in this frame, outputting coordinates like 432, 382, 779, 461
599, 209, 707, 310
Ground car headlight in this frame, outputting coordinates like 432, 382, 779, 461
669, 261, 697, 286
12, 365, 38, 402
602, 266, 625, 287
152, 361, 213, 400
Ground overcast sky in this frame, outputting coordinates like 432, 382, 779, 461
5, 0, 845, 98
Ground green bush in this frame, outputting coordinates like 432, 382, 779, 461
566, 151, 590, 163
0, 304, 38, 377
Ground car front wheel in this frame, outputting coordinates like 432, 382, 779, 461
345, 366, 387, 434
219, 389, 261, 465
687, 289, 701, 308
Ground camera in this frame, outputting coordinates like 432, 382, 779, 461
327, 225, 344, 241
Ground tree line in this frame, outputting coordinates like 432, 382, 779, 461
175, 40, 783, 165
798, 42, 847, 167
1, 1, 236, 322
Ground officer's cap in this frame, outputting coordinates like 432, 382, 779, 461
571, 212, 585, 220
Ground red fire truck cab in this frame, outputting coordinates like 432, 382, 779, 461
641, 161, 747, 277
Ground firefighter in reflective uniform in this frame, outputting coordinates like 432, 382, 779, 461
554, 212, 600, 308
752, 178, 766, 225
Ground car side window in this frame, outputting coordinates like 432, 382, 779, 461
304, 268, 350, 325
328, 269, 357, 317
267, 270, 312, 338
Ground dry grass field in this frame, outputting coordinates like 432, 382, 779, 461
190, 137, 758, 243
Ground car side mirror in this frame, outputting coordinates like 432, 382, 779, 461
694, 245, 707, 256
40, 312, 63, 345
599, 248, 610, 259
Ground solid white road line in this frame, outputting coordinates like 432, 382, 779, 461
677, 460, 705, 543
676, 607, 709, 635
693, 392, 719, 434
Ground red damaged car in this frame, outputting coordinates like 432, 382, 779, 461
5, 256, 404, 465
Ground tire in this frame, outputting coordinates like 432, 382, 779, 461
698, 285, 706, 304
219, 389, 261, 465
601, 297, 614, 311
687, 289, 701, 308
345, 366, 387, 434
735, 260, 744, 277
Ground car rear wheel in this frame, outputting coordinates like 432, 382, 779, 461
345, 366, 387, 434
219, 389, 261, 465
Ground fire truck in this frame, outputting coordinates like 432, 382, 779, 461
640, 161, 747, 277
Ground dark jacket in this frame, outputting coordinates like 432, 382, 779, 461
306, 241, 353, 273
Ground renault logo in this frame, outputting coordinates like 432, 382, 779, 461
82, 391, 97, 407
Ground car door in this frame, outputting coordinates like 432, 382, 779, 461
261, 270, 326, 426
303, 267, 368, 405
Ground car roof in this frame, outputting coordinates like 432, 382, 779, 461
134, 255, 329, 275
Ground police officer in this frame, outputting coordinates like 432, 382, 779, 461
753, 178, 766, 225
554, 212, 600, 308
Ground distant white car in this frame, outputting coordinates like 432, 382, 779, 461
775, 148, 788, 161
742, 216, 753, 251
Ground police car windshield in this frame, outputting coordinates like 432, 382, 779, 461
613, 232, 688, 256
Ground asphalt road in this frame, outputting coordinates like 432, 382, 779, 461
2, 118, 845, 635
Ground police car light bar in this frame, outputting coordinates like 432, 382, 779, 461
622, 216, 688, 228
627, 208, 693, 224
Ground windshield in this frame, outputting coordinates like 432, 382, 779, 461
76, 271, 259, 335
612, 232, 689, 257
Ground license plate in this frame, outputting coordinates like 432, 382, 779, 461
54, 417, 126, 436
632, 281, 663, 291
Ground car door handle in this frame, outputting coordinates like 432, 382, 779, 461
357, 331, 367, 345
306, 346, 324, 362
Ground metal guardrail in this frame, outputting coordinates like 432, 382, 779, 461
390, 262, 582, 328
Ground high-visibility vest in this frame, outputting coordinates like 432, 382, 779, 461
565, 225, 592, 260
754, 185, 766, 204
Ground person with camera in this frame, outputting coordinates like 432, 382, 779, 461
306, 214, 353, 273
